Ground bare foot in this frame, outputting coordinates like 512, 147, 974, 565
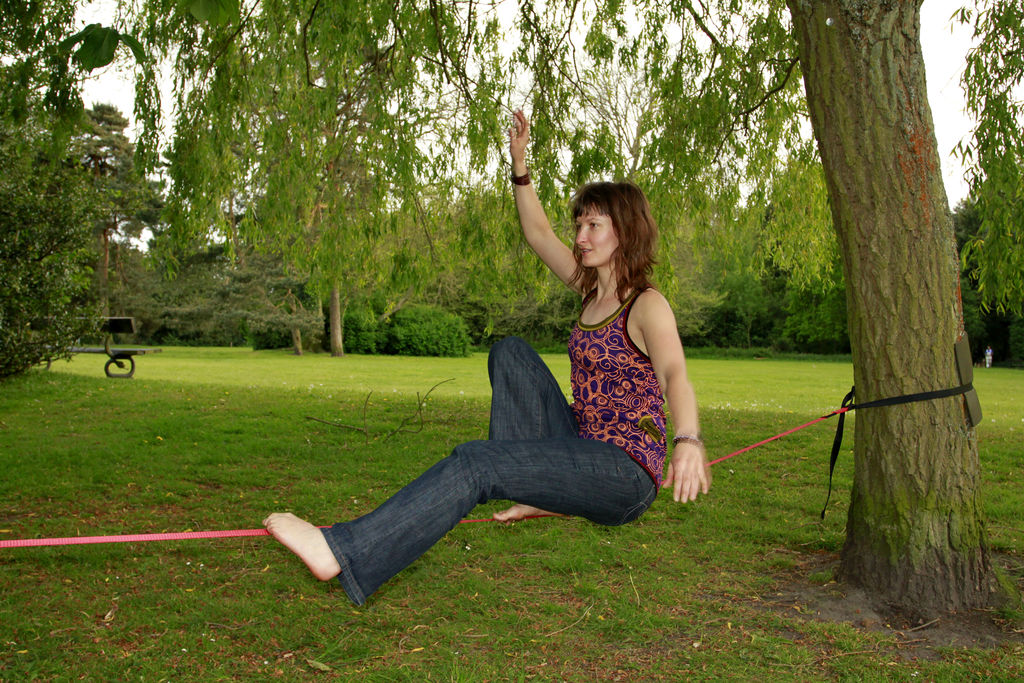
263, 512, 341, 581
492, 504, 568, 523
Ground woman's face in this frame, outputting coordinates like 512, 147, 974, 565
575, 209, 619, 270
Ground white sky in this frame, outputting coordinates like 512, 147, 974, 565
920, 0, 976, 208
80, 0, 977, 207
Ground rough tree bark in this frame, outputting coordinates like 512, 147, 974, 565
787, 0, 1005, 616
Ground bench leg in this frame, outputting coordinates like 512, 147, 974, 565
104, 356, 136, 379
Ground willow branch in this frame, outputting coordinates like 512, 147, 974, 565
735, 56, 799, 119
303, 0, 325, 89
683, 1, 722, 49
710, 55, 800, 164
200, 0, 260, 82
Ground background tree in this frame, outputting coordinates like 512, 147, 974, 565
0, 116, 99, 378
114, 235, 324, 352
1, 3, 157, 378
116, 241, 247, 347
954, 199, 1024, 365
139, 0, 509, 355
958, 0, 1024, 314
222, 251, 323, 355
764, 151, 848, 353
1, 0, 82, 125
77, 103, 163, 314
694, 205, 784, 349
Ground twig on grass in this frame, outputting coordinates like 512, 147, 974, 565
207, 622, 246, 631
304, 415, 355, 430
895, 638, 928, 647
903, 617, 941, 633
544, 601, 594, 637
306, 391, 375, 441
381, 378, 455, 441
817, 648, 879, 661
306, 379, 454, 444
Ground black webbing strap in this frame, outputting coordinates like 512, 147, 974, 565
820, 382, 974, 519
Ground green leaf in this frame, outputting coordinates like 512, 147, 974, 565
305, 659, 331, 672
58, 26, 92, 54
119, 33, 148, 64
186, 0, 238, 25
74, 25, 120, 71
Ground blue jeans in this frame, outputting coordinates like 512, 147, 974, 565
321, 336, 657, 605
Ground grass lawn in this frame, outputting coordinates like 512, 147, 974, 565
1, 347, 1021, 681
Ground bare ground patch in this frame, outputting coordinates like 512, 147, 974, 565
753, 550, 1024, 660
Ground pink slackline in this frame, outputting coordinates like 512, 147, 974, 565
0, 410, 849, 550
0, 516, 557, 549
707, 407, 849, 467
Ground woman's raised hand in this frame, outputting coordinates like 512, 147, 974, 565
507, 107, 576, 285
508, 109, 530, 175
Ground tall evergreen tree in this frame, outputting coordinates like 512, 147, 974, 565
77, 104, 162, 315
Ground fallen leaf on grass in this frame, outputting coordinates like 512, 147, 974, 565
306, 659, 331, 671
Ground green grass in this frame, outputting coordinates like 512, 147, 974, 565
1, 348, 1021, 681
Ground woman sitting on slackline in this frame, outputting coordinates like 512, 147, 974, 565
262, 110, 711, 605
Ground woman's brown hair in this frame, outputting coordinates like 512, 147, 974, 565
570, 181, 657, 301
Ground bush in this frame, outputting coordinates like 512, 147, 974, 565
381, 306, 471, 357
248, 326, 293, 351
343, 305, 379, 354
445, 287, 579, 349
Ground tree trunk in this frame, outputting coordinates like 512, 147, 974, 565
227, 192, 245, 267
99, 224, 112, 317
329, 285, 346, 357
788, 0, 1003, 616
291, 326, 303, 356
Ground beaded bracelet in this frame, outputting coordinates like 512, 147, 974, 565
672, 434, 703, 448
512, 170, 531, 186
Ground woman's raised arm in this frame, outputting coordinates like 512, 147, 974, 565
509, 110, 578, 289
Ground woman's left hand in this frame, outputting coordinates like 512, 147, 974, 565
662, 442, 711, 503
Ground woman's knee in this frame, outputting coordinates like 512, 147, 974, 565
488, 336, 528, 378
448, 441, 497, 500
489, 335, 528, 362
448, 440, 490, 477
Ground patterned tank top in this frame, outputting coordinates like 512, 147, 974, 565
569, 289, 667, 486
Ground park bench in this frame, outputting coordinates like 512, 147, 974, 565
71, 317, 162, 379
